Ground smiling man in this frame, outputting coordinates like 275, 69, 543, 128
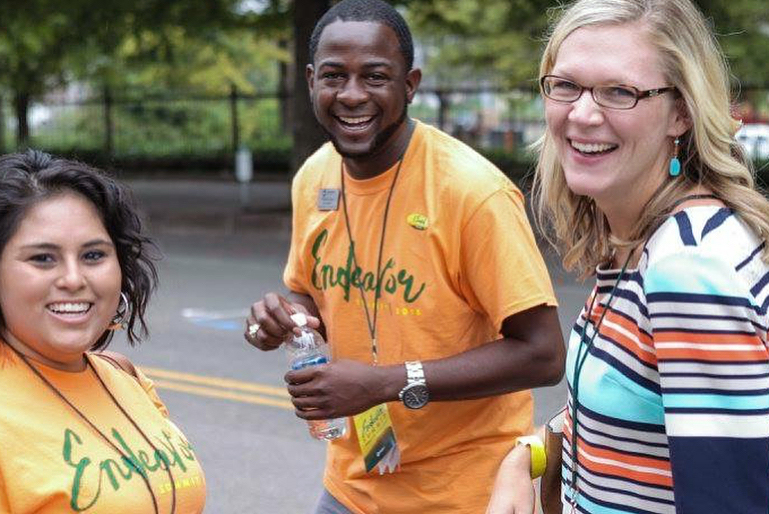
244, 1, 565, 512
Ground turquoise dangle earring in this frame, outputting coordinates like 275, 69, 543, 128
669, 137, 681, 177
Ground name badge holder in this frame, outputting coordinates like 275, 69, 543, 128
340, 128, 413, 474
353, 404, 400, 474
317, 188, 340, 211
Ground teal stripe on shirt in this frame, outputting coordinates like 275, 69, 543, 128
645, 253, 743, 297
567, 331, 665, 425
662, 393, 769, 410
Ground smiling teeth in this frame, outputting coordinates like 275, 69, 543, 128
48, 302, 90, 314
572, 141, 616, 153
339, 116, 373, 125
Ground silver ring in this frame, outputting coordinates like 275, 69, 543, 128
247, 323, 261, 338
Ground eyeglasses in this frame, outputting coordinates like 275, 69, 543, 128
540, 75, 676, 110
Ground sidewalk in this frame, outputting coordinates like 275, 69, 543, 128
125, 177, 292, 234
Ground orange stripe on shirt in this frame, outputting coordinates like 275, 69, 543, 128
576, 437, 673, 488
656, 347, 766, 362
600, 312, 658, 366
654, 331, 763, 346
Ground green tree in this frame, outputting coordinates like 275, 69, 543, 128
105, 0, 326, 169
694, 0, 769, 89
407, 0, 555, 88
0, 0, 241, 148
407, 0, 769, 95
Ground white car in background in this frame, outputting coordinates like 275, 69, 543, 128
736, 123, 769, 160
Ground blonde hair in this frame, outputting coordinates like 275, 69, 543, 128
533, 0, 769, 276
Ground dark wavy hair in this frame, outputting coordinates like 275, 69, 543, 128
0, 150, 158, 350
309, 0, 414, 70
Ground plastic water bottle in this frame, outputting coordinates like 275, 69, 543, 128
284, 313, 347, 441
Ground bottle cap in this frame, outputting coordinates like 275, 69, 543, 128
290, 313, 308, 327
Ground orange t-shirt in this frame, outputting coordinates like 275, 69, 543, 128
0, 350, 206, 514
284, 121, 556, 513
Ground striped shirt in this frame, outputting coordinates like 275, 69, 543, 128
563, 206, 769, 513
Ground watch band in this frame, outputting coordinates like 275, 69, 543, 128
399, 361, 429, 409
515, 435, 547, 479
405, 361, 425, 383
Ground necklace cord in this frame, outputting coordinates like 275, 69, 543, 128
339, 124, 414, 364
569, 194, 718, 503
8, 346, 177, 514
569, 251, 632, 503
87, 354, 177, 513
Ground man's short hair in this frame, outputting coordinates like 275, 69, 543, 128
309, 0, 414, 70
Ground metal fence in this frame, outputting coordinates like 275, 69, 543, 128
0, 86, 289, 158
0, 85, 766, 162
0, 85, 545, 159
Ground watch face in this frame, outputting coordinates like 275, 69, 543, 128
403, 384, 429, 409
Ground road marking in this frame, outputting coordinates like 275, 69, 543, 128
181, 308, 250, 320
142, 366, 293, 410
151, 379, 293, 410
143, 367, 289, 397
181, 308, 248, 331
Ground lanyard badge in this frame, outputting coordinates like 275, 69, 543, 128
353, 404, 400, 474
340, 125, 414, 474
342, 156, 403, 473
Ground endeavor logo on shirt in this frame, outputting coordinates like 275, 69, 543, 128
310, 229, 426, 303
63, 427, 198, 511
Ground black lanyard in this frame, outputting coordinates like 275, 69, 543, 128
569, 252, 631, 506
568, 192, 720, 507
339, 133, 413, 364
8, 347, 176, 514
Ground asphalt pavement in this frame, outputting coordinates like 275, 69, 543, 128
106, 176, 589, 513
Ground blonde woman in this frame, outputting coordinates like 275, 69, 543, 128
488, 0, 769, 512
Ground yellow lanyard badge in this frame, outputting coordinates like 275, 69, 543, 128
353, 404, 400, 474
341, 124, 415, 475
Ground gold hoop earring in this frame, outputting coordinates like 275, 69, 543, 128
109, 292, 129, 331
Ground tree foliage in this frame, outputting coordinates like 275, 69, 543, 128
0, 0, 245, 145
407, 0, 557, 87
693, 0, 769, 89
1, 0, 766, 154
103, 28, 287, 94
407, 0, 769, 94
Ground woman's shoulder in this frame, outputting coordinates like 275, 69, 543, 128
641, 206, 769, 304
90, 351, 171, 418
644, 206, 764, 268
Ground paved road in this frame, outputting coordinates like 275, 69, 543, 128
108, 178, 590, 513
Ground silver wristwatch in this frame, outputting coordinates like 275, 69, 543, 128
398, 361, 429, 409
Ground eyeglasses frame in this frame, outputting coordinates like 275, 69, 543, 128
539, 75, 677, 110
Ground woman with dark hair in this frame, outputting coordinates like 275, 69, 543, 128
0, 150, 206, 513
